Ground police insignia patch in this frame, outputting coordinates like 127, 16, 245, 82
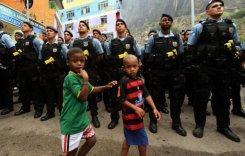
125, 44, 130, 49
83, 41, 88, 47
53, 48, 57, 53
25, 42, 29, 46
229, 27, 233, 33
172, 42, 177, 48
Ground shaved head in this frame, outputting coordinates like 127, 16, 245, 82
123, 54, 139, 66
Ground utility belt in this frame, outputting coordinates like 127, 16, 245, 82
150, 49, 179, 70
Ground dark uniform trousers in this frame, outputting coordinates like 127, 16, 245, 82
230, 69, 243, 111
87, 67, 100, 117
193, 66, 231, 129
149, 69, 185, 125
42, 73, 65, 115
108, 68, 124, 122
0, 68, 13, 110
17, 63, 42, 112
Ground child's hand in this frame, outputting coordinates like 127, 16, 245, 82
153, 109, 161, 120
135, 107, 145, 119
106, 81, 118, 88
78, 69, 89, 81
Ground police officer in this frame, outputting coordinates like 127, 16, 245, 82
0, 21, 15, 115
71, 20, 104, 128
40, 26, 68, 121
188, 0, 240, 142
230, 43, 245, 118
106, 19, 141, 129
64, 30, 73, 49
97, 33, 112, 113
14, 22, 43, 118
144, 14, 186, 135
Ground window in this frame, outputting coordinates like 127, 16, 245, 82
101, 15, 107, 24
67, 10, 75, 20
81, 6, 90, 15
66, 0, 74, 3
98, 0, 108, 10
65, 23, 74, 30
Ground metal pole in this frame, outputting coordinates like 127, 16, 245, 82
191, 0, 195, 27
26, 0, 29, 21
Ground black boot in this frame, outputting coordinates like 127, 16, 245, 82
193, 126, 204, 138
172, 124, 187, 136
149, 121, 157, 133
92, 116, 100, 128
14, 108, 30, 116
232, 109, 245, 118
1, 108, 13, 115
108, 120, 118, 129
40, 113, 55, 121
217, 127, 240, 142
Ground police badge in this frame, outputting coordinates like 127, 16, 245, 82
83, 41, 88, 47
53, 48, 57, 53
172, 41, 177, 48
229, 27, 234, 34
125, 44, 130, 50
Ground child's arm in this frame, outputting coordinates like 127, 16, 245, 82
77, 69, 90, 101
123, 101, 145, 119
145, 95, 161, 120
92, 81, 117, 93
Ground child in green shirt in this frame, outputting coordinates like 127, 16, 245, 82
60, 48, 117, 156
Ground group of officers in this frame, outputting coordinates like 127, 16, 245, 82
0, 0, 244, 143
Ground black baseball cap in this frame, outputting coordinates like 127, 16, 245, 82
161, 14, 173, 22
116, 19, 127, 28
93, 29, 101, 35
22, 21, 33, 29
64, 30, 73, 37
0, 21, 3, 28
15, 31, 23, 37
79, 20, 90, 30
206, 0, 224, 10
46, 26, 58, 33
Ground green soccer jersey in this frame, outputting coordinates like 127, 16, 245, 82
60, 71, 94, 135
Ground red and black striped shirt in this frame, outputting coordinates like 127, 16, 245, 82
119, 76, 150, 131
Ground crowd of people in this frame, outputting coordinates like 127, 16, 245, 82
0, 0, 244, 156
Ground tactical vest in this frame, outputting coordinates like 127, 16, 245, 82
73, 36, 97, 69
151, 33, 181, 70
41, 43, 66, 75
110, 36, 136, 68
0, 32, 12, 69
21, 35, 39, 63
196, 19, 234, 66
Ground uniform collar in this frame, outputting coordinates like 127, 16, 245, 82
46, 39, 58, 45
158, 30, 175, 37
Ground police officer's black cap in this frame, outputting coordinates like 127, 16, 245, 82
206, 0, 224, 10
64, 30, 73, 37
23, 21, 33, 29
116, 19, 127, 28
15, 31, 23, 37
101, 33, 107, 39
79, 20, 90, 30
46, 26, 58, 33
93, 29, 101, 35
148, 29, 157, 35
161, 14, 173, 22
0, 21, 3, 28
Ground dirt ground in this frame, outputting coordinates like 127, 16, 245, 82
0, 89, 244, 156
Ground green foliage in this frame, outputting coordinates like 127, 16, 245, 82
231, 9, 245, 19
